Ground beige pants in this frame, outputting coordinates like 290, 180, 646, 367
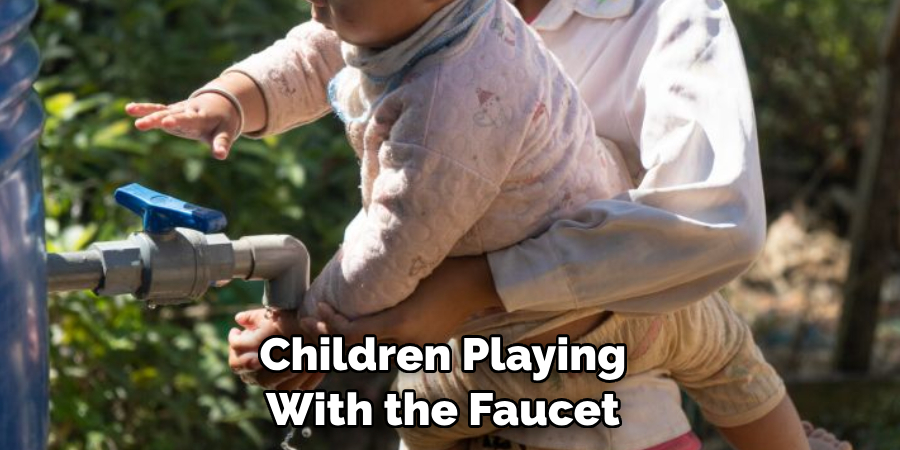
397, 294, 785, 450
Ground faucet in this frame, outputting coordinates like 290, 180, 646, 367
46, 183, 310, 310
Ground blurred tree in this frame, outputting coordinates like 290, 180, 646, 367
836, 0, 900, 374
729, 0, 889, 226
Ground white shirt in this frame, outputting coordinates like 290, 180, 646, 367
488, 0, 766, 315
496, 0, 762, 448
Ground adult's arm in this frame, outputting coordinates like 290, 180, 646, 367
488, 1, 766, 313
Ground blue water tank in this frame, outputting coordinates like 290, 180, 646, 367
0, 0, 49, 448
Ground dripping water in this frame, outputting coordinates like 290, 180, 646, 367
280, 426, 312, 450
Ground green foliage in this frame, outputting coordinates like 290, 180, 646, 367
35, 0, 358, 448
728, 0, 890, 221
36, 0, 359, 248
48, 292, 270, 450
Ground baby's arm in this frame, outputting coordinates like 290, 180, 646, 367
127, 72, 266, 159
224, 20, 344, 137
127, 21, 342, 157
304, 84, 517, 320
307, 144, 503, 319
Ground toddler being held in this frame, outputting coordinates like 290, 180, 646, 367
128, 0, 815, 449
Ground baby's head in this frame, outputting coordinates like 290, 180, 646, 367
307, 0, 457, 48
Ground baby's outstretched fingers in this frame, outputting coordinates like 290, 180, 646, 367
133, 107, 176, 131
125, 102, 169, 117
160, 110, 210, 138
235, 311, 251, 327
160, 110, 194, 128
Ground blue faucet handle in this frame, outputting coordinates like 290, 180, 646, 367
114, 183, 227, 234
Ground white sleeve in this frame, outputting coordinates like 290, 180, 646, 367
487, 3, 766, 313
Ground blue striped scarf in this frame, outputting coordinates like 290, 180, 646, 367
328, 0, 495, 124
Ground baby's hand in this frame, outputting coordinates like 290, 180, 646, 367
126, 92, 241, 160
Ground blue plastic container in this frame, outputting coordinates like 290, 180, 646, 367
0, 0, 49, 448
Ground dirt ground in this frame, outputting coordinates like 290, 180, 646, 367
702, 209, 900, 449
725, 210, 900, 377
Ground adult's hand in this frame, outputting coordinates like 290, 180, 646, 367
228, 308, 327, 390
305, 255, 504, 346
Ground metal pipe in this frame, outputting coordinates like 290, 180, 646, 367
231, 238, 254, 279
46, 250, 103, 292
234, 235, 309, 310
236, 235, 307, 280
47, 233, 310, 311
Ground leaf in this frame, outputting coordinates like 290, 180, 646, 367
45, 92, 75, 117
183, 159, 205, 182
92, 120, 132, 148
59, 224, 98, 251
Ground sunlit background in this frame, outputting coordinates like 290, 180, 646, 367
35, 0, 898, 448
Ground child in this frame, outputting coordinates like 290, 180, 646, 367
129, 0, 821, 448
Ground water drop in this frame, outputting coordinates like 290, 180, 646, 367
280, 426, 312, 450
280, 428, 297, 450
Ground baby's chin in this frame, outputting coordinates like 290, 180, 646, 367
308, 11, 391, 48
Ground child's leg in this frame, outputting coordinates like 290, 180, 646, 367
397, 293, 838, 450
659, 294, 810, 450
395, 296, 747, 450
575, 294, 810, 450
717, 396, 808, 450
